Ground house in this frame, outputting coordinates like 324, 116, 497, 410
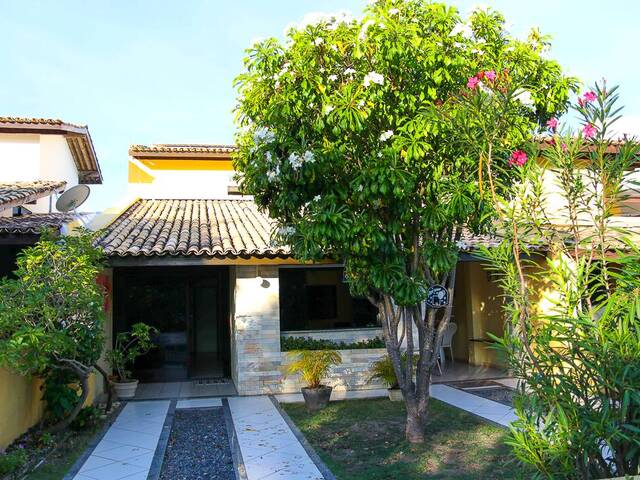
0, 117, 102, 448
93, 143, 508, 397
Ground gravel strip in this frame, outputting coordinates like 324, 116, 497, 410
159, 407, 235, 480
468, 386, 515, 407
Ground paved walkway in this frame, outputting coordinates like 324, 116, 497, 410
431, 384, 517, 426
70, 396, 324, 480
228, 396, 324, 479
72, 400, 170, 480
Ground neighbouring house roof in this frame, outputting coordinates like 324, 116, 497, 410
129, 144, 237, 159
0, 180, 66, 212
0, 213, 73, 234
0, 117, 103, 184
96, 199, 290, 258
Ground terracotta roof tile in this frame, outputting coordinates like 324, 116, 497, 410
129, 144, 237, 155
0, 181, 66, 212
0, 117, 86, 129
0, 213, 73, 234
96, 199, 289, 258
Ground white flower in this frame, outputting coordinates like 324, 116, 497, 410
379, 130, 394, 142
278, 225, 296, 237
456, 240, 469, 250
319, 67, 326, 73
449, 22, 473, 39
344, 67, 356, 76
478, 81, 493, 95
359, 19, 375, 41
377, 151, 383, 157
289, 153, 303, 170
254, 127, 275, 145
324, 105, 335, 114
388, 8, 400, 15
357, 184, 364, 192
330, 44, 339, 52
379, 22, 386, 29
514, 89, 534, 107
357, 100, 365, 107
364, 71, 384, 87
267, 165, 280, 182
303, 151, 315, 163
265, 151, 272, 162
313, 37, 324, 46
313, 195, 321, 201
328, 74, 338, 81
471, 49, 484, 56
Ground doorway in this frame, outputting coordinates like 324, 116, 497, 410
113, 266, 230, 383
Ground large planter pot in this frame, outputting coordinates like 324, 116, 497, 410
113, 379, 139, 399
301, 385, 332, 412
388, 387, 403, 402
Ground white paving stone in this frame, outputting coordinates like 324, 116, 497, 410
176, 397, 223, 409
72, 400, 170, 480
431, 384, 517, 427
228, 396, 324, 480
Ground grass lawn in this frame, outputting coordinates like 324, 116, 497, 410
282, 397, 530, 480
23, 421, 106, 480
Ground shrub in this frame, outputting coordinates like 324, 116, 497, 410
0, 448, 27, 476
106, 322, 157, 382
368, 355, 399, 388
71, 406, 102, 431
41, 370, 80, 424
281, 336, 384, 351
286, 350, 342, 389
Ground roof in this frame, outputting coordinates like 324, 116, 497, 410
0, 117, 103, 184
96, 199, 289, 258
0, 180, 66, 212
0, 213, 73, 234
128, 144, 237, 159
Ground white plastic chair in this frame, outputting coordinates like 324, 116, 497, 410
439, 322, 457, 370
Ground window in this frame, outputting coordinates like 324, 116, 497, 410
279, 267, 379, 331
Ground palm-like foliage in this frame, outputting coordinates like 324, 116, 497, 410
286, 350, 342, 389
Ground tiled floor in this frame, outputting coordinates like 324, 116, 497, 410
72, 400, 170, 480
228, 396, 324, 480
134, 380, 237, 399
430, 384, 517, 426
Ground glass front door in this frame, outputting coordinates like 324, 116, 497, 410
114, 267, 229, 382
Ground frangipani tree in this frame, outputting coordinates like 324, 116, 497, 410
234, 0, 575, 442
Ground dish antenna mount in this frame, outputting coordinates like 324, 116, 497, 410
56, 184, 90, 225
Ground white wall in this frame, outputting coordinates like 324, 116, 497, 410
0, 133, 79, 213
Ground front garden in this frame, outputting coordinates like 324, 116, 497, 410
283, 397, 531, 480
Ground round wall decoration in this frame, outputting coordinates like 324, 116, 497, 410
426, 285, 449, 308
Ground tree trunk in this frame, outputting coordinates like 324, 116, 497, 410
94, 363, 114, 413
404, 392, 429, 443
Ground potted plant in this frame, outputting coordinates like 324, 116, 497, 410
286, 349, 342, 412
106, 322, 157, 399
369, 355, 403, 401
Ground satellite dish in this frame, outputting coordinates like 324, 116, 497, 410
56, 184, 90, 213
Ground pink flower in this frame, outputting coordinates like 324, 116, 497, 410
546, 117, 558, 131
508, 150, 528, 167
467, 76, 480, 89
484, 70, 496, 82
583, 91, 597, 103
561, 143, 568, 153
582, 123, 596, 139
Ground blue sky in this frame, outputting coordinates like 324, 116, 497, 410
2, 0, 639, 210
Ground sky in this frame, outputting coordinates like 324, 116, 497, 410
2, 0, 639, 210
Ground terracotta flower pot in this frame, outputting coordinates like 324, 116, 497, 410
301, 385, 332, 412
113, 379, 139, 399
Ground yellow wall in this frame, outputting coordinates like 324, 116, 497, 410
453, 262, 507, 368
0, 370, 98, 449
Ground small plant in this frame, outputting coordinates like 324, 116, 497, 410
41, 370, 80, 424
286, 350, 342, 389
107, 323, 157, 382
368, 355, 399, 389
71, 406, 101, 431
0, 448, 27, 476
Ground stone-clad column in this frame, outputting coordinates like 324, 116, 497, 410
232, 265, 283, 395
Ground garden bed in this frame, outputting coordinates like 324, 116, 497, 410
282, 397, 531, 480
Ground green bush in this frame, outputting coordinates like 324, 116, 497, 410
0, 448, 27, 476
368, 355, 399, 388
71, 406, 102, 431
281, 336, 384, 351
41, 370, 80, 423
